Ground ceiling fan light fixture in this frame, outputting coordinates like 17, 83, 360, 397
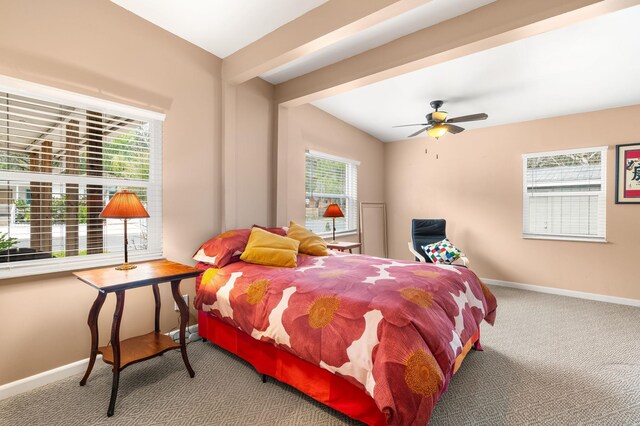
432, 111, 448, 121
427, 124, 447, 139
395, 100, 487, 139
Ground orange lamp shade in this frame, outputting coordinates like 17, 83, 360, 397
323, 203, 344, 218
100, 189, 150, 219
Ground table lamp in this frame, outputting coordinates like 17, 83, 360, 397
100, 189, 149, 270
323, 203, 344, 243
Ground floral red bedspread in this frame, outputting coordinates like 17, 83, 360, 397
195, 252, 497, 425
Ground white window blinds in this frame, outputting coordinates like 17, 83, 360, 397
522, 147, 607, 242
0, 76, 163, 278
305, 150, 359, 235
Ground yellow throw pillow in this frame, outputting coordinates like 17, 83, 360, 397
240, 227, 300, 268
287, 221, 328, 256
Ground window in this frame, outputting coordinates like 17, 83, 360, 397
522, 146, 607, 242
0, 76, 163, 278
305, 150, 359, 236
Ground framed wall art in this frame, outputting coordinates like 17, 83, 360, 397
616, 143, 640, 204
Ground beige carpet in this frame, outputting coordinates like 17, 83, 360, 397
1, 285, 639, 425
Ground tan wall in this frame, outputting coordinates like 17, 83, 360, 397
234, 78, 275, 228
385, 104, 640, 301
0, 0, 222, 385
283, 104, 385, 245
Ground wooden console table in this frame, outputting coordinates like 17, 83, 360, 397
327, 241, 361, 253
74, 259, 201, 417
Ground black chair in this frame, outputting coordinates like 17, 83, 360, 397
408, 219, 468, 266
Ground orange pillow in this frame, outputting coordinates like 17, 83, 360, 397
240, 227, 300, 268
287, 221, 328, 256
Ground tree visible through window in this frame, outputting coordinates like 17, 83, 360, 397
305, 150, 358, 235
0, 79, 162, 277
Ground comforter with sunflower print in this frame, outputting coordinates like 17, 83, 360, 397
195, 252, 497, 425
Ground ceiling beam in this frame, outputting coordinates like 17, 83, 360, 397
26, 109, 74, 152
222, 0, 432, 85
50, 117, 134, 162
275, 0, 640, 106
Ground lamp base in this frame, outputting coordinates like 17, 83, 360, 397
115, 263, 137, 271
329, 240, 338, 244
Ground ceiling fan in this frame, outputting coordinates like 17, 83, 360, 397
393, 100, 488, 139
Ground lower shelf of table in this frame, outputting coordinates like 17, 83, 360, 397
99, 331, 181, 370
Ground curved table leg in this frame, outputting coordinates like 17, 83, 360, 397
107, 291, 125, 417
80, 291, 106, 386
171, 280, 195, 378
152, 284, 161, 333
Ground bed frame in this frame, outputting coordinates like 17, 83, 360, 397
198, 310, 480, 425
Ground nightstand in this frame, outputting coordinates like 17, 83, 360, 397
74, 259, 201, 417
327, 241, 361, 253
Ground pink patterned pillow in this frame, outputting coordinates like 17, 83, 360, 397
193, 229, 251, 267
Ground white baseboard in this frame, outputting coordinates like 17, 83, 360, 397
0, 356, 99, 401
482, 278, 640, 308
0, 326, 201, 401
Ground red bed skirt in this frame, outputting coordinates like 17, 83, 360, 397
198, 310, 479, 426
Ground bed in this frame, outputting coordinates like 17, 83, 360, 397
195, 251, 497, 425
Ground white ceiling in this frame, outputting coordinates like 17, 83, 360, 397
260, 0, 495, 84
312, 5, 640, 142
110, 0, 328, 58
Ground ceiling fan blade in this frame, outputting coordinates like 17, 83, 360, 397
446, 113, 488, 123
408, 127, 428, 137
444, 124, 465, 134
393, 123, 428, 128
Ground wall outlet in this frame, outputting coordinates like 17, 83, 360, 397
174, 294, 189, 311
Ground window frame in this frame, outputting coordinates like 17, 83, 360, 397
305, 149, 359, 237
522, 146, 607, 243
0, 75, 164, 278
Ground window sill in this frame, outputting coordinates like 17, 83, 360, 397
0, 252, 165, 280
523, 234, 608, 243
